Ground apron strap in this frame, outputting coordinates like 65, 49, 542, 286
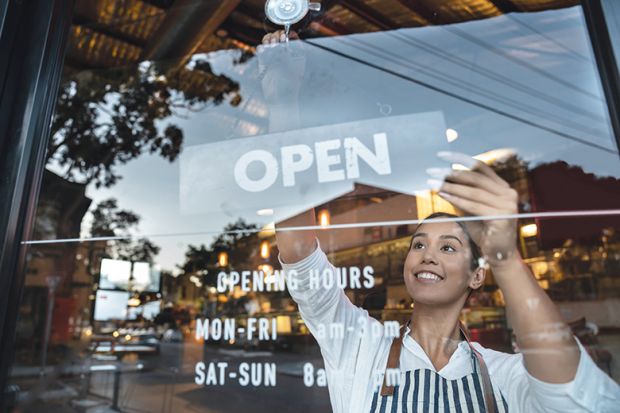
379, 320, 497, 413
459, 320, 496, 413
380, 325, 407, 396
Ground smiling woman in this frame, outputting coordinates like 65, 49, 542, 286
276, 154, 620, 412
405, 214, 484, 306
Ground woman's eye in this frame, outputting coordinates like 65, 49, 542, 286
413, 242, 424, 249
441, 244, 456, 252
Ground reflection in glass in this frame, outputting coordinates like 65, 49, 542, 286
7, 1, 620, 412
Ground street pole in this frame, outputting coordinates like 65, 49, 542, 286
40, 275, 61, 375
111, 365, 121, 411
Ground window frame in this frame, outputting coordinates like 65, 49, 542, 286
582, 0, 620, 154
0, 0, 75, 406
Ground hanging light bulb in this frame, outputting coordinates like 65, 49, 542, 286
445, 128, 459, 143
128, 296, 141, 307
260, 240, 271, 259
258, 263, 274, 276
318, 209, 330, 227
218, 251, 228, 267
520, 224, 538, 238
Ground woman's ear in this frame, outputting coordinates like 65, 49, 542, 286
469, 266, 486, 290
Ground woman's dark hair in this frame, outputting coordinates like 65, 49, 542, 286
410, 212, 482, 271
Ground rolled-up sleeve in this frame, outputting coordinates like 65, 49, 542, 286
524, 340, 620, 412
481, 341, 620, 412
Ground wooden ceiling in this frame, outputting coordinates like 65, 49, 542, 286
66, 0, 580, 70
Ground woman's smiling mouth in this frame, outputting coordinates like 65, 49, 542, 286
414, 271, 444, 283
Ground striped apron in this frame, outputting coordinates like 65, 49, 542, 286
370, 322, 508, 413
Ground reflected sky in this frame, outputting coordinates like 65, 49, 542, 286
40, 6, 620, 271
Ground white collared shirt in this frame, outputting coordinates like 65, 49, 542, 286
280, 242, 620, 413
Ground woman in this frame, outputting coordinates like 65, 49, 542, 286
274, 152, 620, 412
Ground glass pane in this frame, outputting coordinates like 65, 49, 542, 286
7, 0, 620, 411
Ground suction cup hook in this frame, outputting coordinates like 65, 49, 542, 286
265, 0, 321, 26
308, 2, 321, 11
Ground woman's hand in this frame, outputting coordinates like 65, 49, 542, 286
431, 151, 520, 268
261, 29, 299, 45
258, 30, 305, 105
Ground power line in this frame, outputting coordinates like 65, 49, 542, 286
352, 35, 598, 137
338, 36, 609, 143
446, 26, 602, 101
506, 14, 591, 63
303, 39, 617, 154
389, 31, 606, 124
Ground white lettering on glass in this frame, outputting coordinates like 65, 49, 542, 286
195, 318, 235, 341
233, 134, 391, 192
195, 318, 277, 341
303, 363, 327, 387
281, 144, 313, 187
216, 266, 376, 292
344, 133, 391, 179
315, 139, 345, 183
195, 362, 276, 387
238, 363, 276, 387
233, 150, 279, 192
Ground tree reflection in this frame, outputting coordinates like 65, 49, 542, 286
89, 198, 160, 264
178, 219, 260, 283
48, 58, 242, 188
210, 219, 260, 267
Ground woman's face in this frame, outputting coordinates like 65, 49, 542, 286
403, 221, 484, 307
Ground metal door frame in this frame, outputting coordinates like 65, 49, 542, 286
0, 0, 75, 406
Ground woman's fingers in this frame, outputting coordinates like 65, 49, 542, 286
432, 151, 518, 214
473, 160, 509, 187
433, 152, 519, 260
436, 181, 495, 207
261, 30, 299, 45
437, 181, 516, 213
442, 169, 506, 196
262, 30, 283, 44
437, 191, 498, 217
436, 151, 508, 187
288, 30, 299, 40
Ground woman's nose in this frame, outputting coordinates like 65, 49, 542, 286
421, 248, 439, 264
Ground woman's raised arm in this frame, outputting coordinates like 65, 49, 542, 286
434, 151, 580, 384
262, 30, 315, 262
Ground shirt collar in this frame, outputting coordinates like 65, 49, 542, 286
402, 325, 470, 367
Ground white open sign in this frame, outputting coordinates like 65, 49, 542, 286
233, 133, 391, 192
180, 111, 447, 219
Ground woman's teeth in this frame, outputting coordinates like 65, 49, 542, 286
416, 272, 442, 281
